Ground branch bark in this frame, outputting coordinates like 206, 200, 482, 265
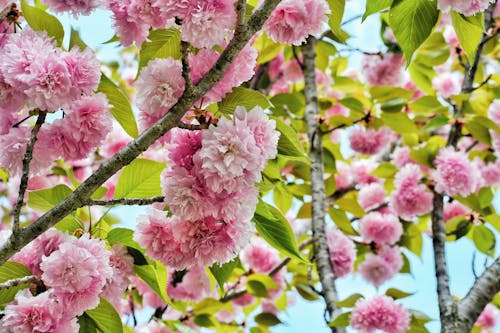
301, 36, 343, 333
82, 196, 165, 207
0, 0, 283, 264
0, 275, 39, 290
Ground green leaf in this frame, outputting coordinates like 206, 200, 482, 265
217, 87, 270, 115
69, 27, 87, 50
389, 0, 439, 63
0, 262, 32, 306
193, 314, 217, 327
381, 98, 408, 113
247, 274, 279, 298
478, 187, 494, 209
193, 298, 227, 315
473, 224, 495, 255
138, 28, 181, 72
273, 117, 306, 157
78, 314, 98, 333
253, 200, 304, 261
450, 11, 483, 61
329, 312, 351, 328
400, 222, 423, 256
335, 293, 363, 307
363, 0, 394, 21
209, 258, 240, 291
386, 288, 414, 299
254, 32, 283, 65
20, 0, 64, 45
316, 40, 337, 71
107, 228, 143, 251
85, 298, 123, 333
295, 283, 320, 301
114, 159, 165, 198
97, 74, 139, 138
134, 263, 169, 303
328, 207, 358, 236
255, 313, 282, 326
381, 112, 419, 134
327, 0, 346, 41
445, 216, 470, 241
465, 119, 491, 144
372, 162, 398, 178
28, 184, 72, 212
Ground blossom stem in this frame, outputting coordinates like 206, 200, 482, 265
82, 196, 165, 207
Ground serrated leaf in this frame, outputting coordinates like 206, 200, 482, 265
217, 87, 270, 115
209, 258, 240, 291
107, 228, 143, 251
389, 0, 439, 63
381, 112, 419, 134
363, 0, 394, 21
97, 74, 138, 138
0, 262, 32, 306
85, 298, 123, 333
138, 28, 181, 72
328, 207, 358, 236
21, 0, 64, 45
247, 274, 279, 298
272, 117, 306, 157
450, 11, 483, 61
28, 184, 72, 212
114, 159, 165, 198
134, 263, 169, 303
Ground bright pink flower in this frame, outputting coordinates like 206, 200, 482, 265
42, 0, 102, 16
379, 245, 404, 273
102, 244, 134, 304
432, 72, 463, 99
358, 253, 396, 287
391, 146, 413, 168
358, 183, 386, 210
349, 126, 393, 155
476, 304, 499, 330
0, 72, 25, 113
2, 291, 79, 333
438, 0, 493, 16
128, 0, 167, 29
108, 0, 150, 46
153, 0, 190, 21
62, 47, 101, 98
241, 237, 281, 273
350, 295, 411, 333
352, 160, 381, 185
165, 128, 203, 170
433, 148, 481, 197
136, 58, 185, 120
167, 265, 211, 301
362, 53, 404, 86
326, 228, 356, 278
390, 164, 433, 219
478, 159, 500, 187
443, 201, 471, 222
181, 0, 237, 49
11, 229, 69, 276
40, 234, 113, 316
359, 212, 403, 245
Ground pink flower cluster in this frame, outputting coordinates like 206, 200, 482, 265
167, 265, 212, 302
326, 228, 356, 278
432, 72, 463, 98
349, 126, 393, 155
359, 212, 403, 245
476, 304, 499, 330
42, 0, 103, 16
264, 0, 330, 45
390, 164, 433, 219
350, 295, 411, 333
361, 53, 404, 86
135, 106, 279, 269
358, 183, 386, 211
438, 0, 493, 16
358, 246, 403, 287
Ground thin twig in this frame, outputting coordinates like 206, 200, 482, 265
177, 123, 209, 131
0, 275, 39, 290
12, 111, 47, 233
180, 41, 193, 91
83, 196, 165, 207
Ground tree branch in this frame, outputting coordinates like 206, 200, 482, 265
82, 196, 165, 207
0, 0, 284, 265
301, 36, 343, 332
0, 275, 39, 290
12, 111, 46, 234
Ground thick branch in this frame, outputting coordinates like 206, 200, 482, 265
0, 0, 283, 264
301, 36, 342, 332
83, 196, 165, 207
12, 112, 46, 233
0, 275, 39, 290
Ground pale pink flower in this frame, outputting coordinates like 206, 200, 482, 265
181, 0, 237, 49
135, 321, 175, 333
101, 124, 133, 158
62, 47, 101, 98
304, 0, 331, 36
443, 201, 471, 222
476, 304, 499, 330
0, 109, 20, 135
0, 72, 25, 113
362, 53, 404, 86
390, 164, 433, 219
433, 148, 481, 197
478, 159, 500, 187
438, 0, 493, 16
358, 253, 396, 287
153, 0, 190, 21
241, 237, 281, 273
443, 25, 459, 47
108, 0, 150, 46
42, 0, 102, 16
102, 244, 134, 304
40, 234, 113, 316
335, 161, 354, 190
391, 146, 413, 168
128, 0, 167, 29
359, 212, 403, 245
349, 126, 393, 155
326, 228, 356, 278
432, 72, 463, 99
167, 265, 211, 301
2, 291, 79, 333
352, 160, 381, 185
350, 295, 411, 333
379, 245, 404, 274
358, 183, 386, 210
136, 58, 185, 119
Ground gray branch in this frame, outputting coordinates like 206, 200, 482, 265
0, 275, 39, 291
82, 196, 165, 207
301, 36, 343, 333
0, 0, 283, 265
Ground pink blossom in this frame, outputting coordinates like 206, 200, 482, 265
443, 25, 459, 47
167, 265, 211, 301
352, 160, 381, 185
358, 247, 403, 287
42, 0, 102, 16
241, 237, 281, 273
165, 128, 203, 170
135, 321, 175, 333
358, 183, 386, 210
350, 295, 411, 333
2, 291, 79, 333
128, 0, 167, 29
335, 161, 354, 190
476, 304, 499, 330
349, 126, 393, 155
326, 228, 356, 278
101, 124, 133, 158
108, 0, 150, 46
443, 201, 471, 222
359, 212, 403, 245
181, 0, 237, 49
362, 53, 404, 86
433, 148, 481, 197
11, 229, 69, 276
391, 146, 413, 168
432, 72, 463, 99
438, 0, 493, 16
102, 244, 134, 304
40, 234, 113, 316
478, 159, 500, 187
153, 0, 190, 21
0, 72, 25, 113
62, 47, 101, 98
136, 58, 185, 119
390, 164, 433, 219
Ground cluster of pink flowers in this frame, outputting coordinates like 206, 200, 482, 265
135, 106, 279, 269
475, 304, 500, 331
390, 164, 433, 219
358, 183, 386, 211
167, 265, 212, 302
361, 53, 404, 86
349, 126, 393, 155
0, 28, 109, 176
264, 0, 330, 45
358, 246, 403, 286
350, 295, 411, 333
42, 0, 103, 16
443, 201, 471, 222
438, 0, 494, 16
432, 72, 463, 99
326, 228, 356, 278
359, 212, 403, 245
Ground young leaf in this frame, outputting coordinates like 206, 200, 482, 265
0, 262, 32, 306
217, 87, 270, 115
209, 258, 240, 290
450, 11, 483, 61
363, 0, 394, 21
114, 159, 165, 198
138, 28, 181, 72
85, 298, 123, 333
20, 0, 64, 45
134, 263, 170, 303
